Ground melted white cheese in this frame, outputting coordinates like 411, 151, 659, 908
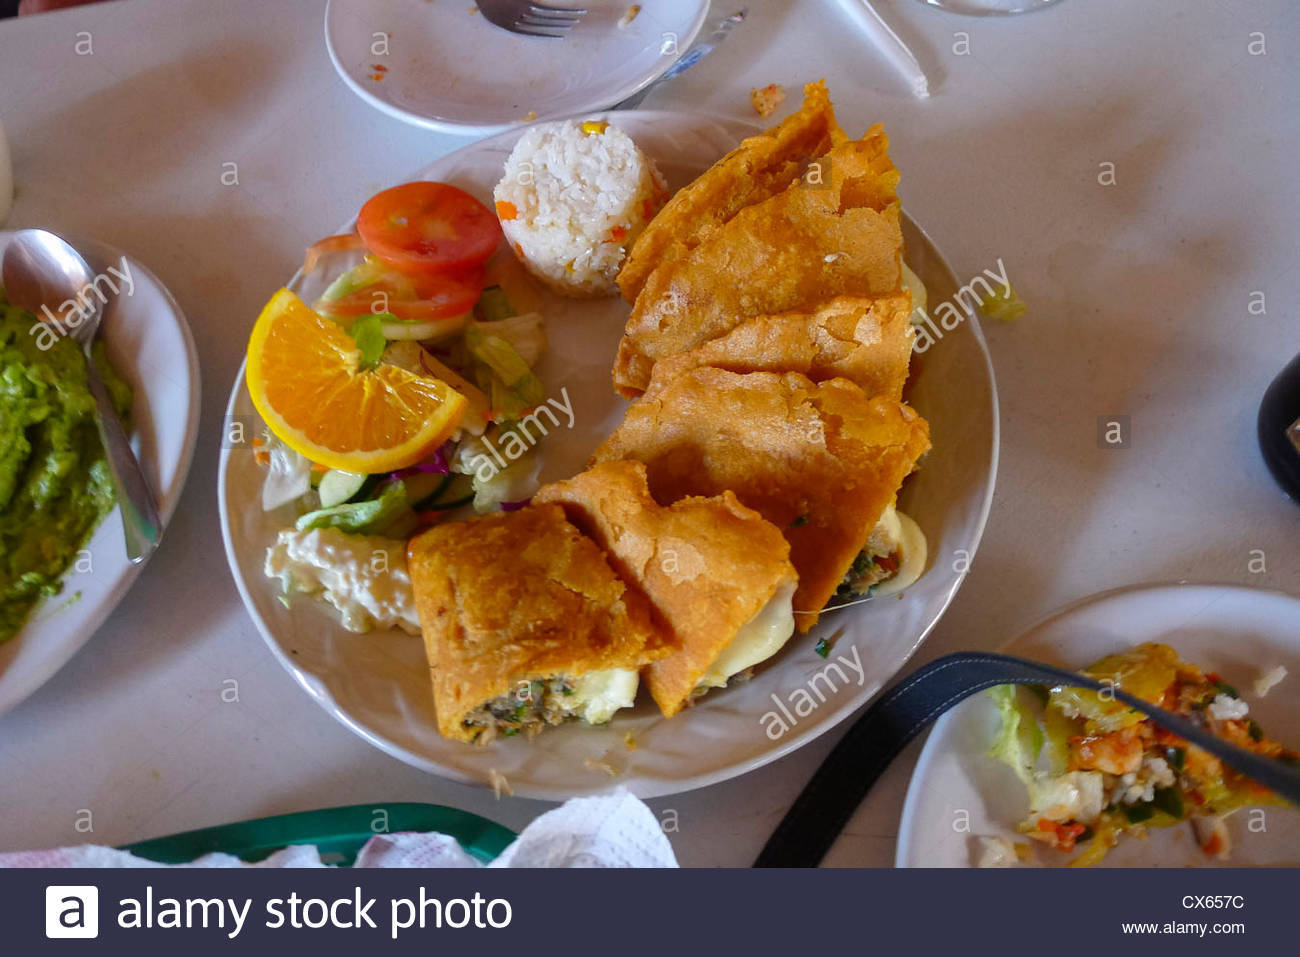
870, 509, 928, 598
699, 581, 798, 689
901, 260, 928, 320
567, 668, 639, 724
265, 528, 420, 635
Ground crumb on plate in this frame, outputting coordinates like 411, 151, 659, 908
1191, 816, 1231, 860
619, 5, 641, 28
488, 768, 513, 799
750, 84, 786, 118
584, 757, 620, 777
1253, 664, 1287, 698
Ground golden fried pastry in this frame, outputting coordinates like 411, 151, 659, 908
617, 79, 846, 304
535, 459, 797, 718
591, 368, 930, 632
613, 130, 904, 398
645, 294, 914, 402
407, 503, 671, 743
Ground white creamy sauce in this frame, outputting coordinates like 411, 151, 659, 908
265, 528, 420, 635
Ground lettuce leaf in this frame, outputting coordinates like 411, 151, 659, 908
989, 685, 1105, 828
1042, 699, 1076, 774
295, 479, 411, 535
348, 314, 387, 368
988, 684, 1044, 786
465, 326, 546, 420
470, 311, 547, 366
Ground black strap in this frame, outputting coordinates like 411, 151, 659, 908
755, 651, 1300, 867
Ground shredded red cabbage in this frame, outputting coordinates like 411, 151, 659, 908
386, 441, 452, 481
500, 498, 532, 512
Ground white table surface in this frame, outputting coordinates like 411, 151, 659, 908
0, 0, 1296, 867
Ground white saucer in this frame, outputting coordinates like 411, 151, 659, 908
325, 0, 709, 134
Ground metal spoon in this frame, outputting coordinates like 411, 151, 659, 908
2, 229, 161, 563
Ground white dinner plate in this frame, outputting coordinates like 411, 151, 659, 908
218, 110, 999, 799
896, 583, 1300, 867
324, 0, 709, 134
0, 233, 201, 715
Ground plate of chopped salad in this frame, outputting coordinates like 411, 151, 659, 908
223, 177, 565, 641
895, 583, 1300, 867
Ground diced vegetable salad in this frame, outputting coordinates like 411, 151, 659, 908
258, 181, 551, 537
988, 642, 1297, 866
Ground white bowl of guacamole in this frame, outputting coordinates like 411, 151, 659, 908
0, 290, 134, 643
0, 232, 200, 715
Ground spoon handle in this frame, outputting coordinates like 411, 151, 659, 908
84, 357, 162, 563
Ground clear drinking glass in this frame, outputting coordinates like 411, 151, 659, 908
917, 0, 1063, 15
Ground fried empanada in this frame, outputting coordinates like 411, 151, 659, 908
536, 459, 797, 717
407, 503, 671, 743
616, 79, 846, 304
613, 130, 903, 397
645, 294, 914, 402
591, 368, 930, 631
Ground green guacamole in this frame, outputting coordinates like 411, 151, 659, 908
0, 289, 132, 643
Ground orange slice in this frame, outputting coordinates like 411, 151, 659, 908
246, 288, 466, 473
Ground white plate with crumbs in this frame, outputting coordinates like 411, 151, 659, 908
896, 583, 1300, 868
324, 0, 709, 134
218, 111, 999, 799
0, 233, 200, 715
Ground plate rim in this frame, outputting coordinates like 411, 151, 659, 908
0, 232, 202, 714
894, 579, 1300, 867
322, 0, 710, 134
217, 108, 1001, 798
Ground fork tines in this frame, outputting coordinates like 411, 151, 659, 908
515, 3, 587, 37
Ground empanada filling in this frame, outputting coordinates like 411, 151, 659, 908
462, 668, 639, 743
835, 505, 927, 600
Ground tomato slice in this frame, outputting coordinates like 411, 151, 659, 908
316, 265, 483, 321
357, 182, 501, 276
302, 233, 366, 274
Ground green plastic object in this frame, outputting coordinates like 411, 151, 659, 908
120, 803, 516, 867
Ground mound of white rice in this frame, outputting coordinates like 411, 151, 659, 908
493, 119, 667, 298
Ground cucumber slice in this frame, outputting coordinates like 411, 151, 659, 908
381, 311, 469, 342
401, 470, 449, 506
317, 469, 368, 508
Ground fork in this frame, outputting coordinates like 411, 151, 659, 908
478, 0, 587, 38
